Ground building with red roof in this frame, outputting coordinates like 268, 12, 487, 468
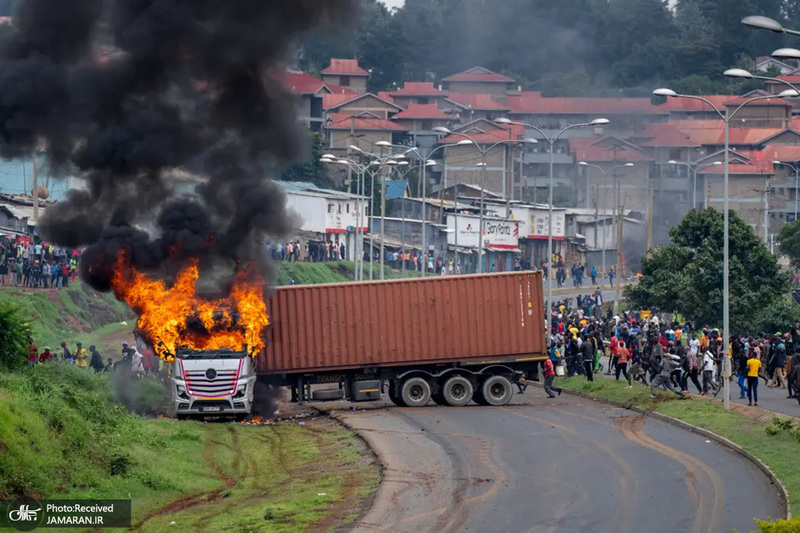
323, 92, 404, 120
321, 58, 370, 94
324, 112, 407, 152
391, 104, 452, 132
389, 82, 449, 109
441, 67, 516, 103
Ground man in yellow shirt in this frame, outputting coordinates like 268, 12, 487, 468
75, 342, 88, 368
746, 353, 761, 406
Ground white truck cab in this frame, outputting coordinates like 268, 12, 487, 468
171, 348, 256, 419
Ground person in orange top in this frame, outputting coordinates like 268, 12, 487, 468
542, 358, 562, 399
615, 341, 631, 386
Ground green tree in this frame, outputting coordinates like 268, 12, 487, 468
0, 301, 32, 372
625, 208, 788, 333
280, 133, 333, 188
777, 220, 800, 269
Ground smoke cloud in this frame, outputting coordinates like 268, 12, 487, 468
0, 0, 358, 291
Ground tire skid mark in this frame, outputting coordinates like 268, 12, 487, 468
616, 414, 726, 533
501, 406, 638, 533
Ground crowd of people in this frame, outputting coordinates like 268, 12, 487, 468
542, 297, 800, 409
0, 238, 79, 289
268, 240, 346, 263
25, 338, 162, 377
540, 255, 617, 287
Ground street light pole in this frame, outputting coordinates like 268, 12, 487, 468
494, 118, 610, 320
432, 127, 536, 274
653, 88, 792, 411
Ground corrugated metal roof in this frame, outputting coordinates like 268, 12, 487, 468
442, 67, 515, 83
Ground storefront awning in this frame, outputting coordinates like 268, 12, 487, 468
486, 246, 521, 253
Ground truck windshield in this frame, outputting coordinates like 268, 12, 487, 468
175, 350, 247, 360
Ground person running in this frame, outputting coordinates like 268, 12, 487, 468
616, 340, 631, 387
746, 350, 761, 407
701, 349, 718, 396
651, 350, 684, 398
542, 358, 562, 399
684, 345, 703, 394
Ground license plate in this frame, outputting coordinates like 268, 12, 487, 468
200, 406, 222, 412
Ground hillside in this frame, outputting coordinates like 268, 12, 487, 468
276, 261, 420, 286
0, 364, 378, 530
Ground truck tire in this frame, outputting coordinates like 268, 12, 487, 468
472, 388, 489, 406
481, 375, 513, 406
388, 382, 406, 407
400, 377, 431, 407
442, 376, 473, 407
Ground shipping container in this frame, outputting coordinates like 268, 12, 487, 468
257, 272, 546, 407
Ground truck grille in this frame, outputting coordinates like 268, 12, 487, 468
180, 359, 242, 398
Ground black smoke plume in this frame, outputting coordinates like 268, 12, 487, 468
0, 0, 358, 291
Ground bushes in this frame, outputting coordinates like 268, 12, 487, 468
764, 416, 800, 443
756, 517, 800, 532
0, 300, 32, 372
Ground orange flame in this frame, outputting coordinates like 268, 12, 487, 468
111, 254, 269, 361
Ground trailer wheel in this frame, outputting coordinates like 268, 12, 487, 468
388, 381, 406, 407
400, 377, 431, 407
442, 376, 473, 407
481, 375, 513, 406
472, 388, 489, 406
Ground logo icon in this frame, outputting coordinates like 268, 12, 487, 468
466, 224, 472, 231
205, 368, 217, 380
7, 497, 44, 531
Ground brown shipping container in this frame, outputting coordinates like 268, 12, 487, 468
258, 271, 545, 374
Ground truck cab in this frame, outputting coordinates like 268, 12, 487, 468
171, 348, 256, 419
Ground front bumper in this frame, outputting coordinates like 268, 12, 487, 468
172, 376, 256, 415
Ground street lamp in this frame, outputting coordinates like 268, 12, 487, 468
723, 68, 800, 98
742, 15, 800, 36
494, 117, 609, 323
321, 156, 371, 281
667, 160, 699, 210
432, 126, 536, 274
578, 161, 633, 312
773, 160, 800, 222
348, 145, 405, 280
383, 142, 467, 276
652, 86, 792, 411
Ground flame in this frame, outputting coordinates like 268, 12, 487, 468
110, 254, 269, 361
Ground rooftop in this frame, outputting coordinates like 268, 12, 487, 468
391, 104, 452, 120
321, 58, 369, 76
634, 122, 700, 147
446, 92, 510, 111
442, 66, 515, 83
326, 112, 407, 131
697, 161, 774, 175
284, 70, 327, 95
390, 82, 447, 97
507, 93, 667, 115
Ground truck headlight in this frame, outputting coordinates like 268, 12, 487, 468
233, 385, 246, 399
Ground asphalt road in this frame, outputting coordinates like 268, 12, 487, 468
338, 394, 784, 533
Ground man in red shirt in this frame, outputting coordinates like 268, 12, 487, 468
38, 346, 54, 363
543, 358, 562, 399
27, 343, 37, 366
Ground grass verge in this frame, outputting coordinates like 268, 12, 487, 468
276, 260, 420, 286
557, 377, 800, 530
0, 363, 379, 531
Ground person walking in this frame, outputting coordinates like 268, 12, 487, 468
701, 349, 718, 395
616, 340, 631, 387
89, 345, 104, 372
60, 340, 72, 363
74, 342, 88, 368
542, 358, 562, 399
746, 350, 761, 406
684, 345, 703, 394
581, 333, 594, 381
769, 339, 788, 390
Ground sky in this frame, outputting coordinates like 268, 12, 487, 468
379, 0, 405, 10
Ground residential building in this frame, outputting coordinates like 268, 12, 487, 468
278, 182, 368, 261
320, 58, 370, 94
388, 82, 449, 110
441, 67, 515, 103
324, 112, 407, 151
284, 70, 356, 132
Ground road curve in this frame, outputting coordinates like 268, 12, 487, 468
337, 394, 784, 533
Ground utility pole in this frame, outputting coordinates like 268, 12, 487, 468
32, 152, 39, 222
646, 179, 654, 259
593, 184, 599, 255
614, 176, 622, 315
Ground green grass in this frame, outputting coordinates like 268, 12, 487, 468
0, 282, 134, 353
276, 260, 420, 286
0, 363, 379, 531
559, 377, 800, 516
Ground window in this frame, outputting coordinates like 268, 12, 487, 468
346, 203, 350, 213
338, 203, 342, 214
421, 120, 433, 130
417, 97, 429, 105
669, 149, 681, 161
339, 75, 351, 86
328, 204, 334, 213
